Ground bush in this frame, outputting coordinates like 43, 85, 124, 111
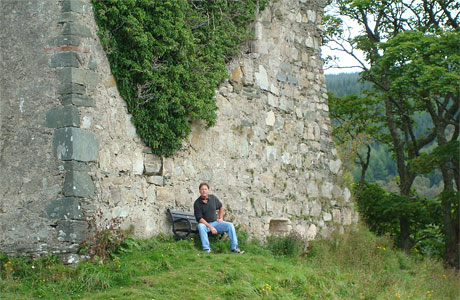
266, 233, 306, 257
79, 211, 135, 263
93, 0, 264, 156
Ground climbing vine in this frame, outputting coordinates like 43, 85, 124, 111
92, 0, 264, 156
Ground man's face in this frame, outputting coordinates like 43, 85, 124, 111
200, 185, 209, 199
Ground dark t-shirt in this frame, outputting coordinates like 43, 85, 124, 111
193, 194, 222, 223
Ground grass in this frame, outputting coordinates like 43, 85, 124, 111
0, 226, 458, 300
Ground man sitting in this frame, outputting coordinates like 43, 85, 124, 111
193, 183, 244, 254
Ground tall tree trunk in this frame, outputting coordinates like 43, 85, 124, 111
355, 145, 371, 200
437, 139, 459, 268
425, 96, 459, 268
383, 97, 415, 253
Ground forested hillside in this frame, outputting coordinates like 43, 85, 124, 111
325, 73, 443, 198
325, 72, 371, 97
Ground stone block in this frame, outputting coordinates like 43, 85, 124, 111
276, 72, 287, 82
344, 188, 351, 202
63, 170, 94, 198
231, 66, 243, 82
310, 201, 321, 217
60, 94, 94, 107
267, 93, 278, 107
62, 0, 91, 14
144, 154, 162, 175
255, 65, 269, 90
306, 224, 317, 241
323, 212, 332, 222
125, 114, 137, 136
88, 55, 97, 70
332, 209, 341, 223
53, 127, 99, 161
239, 138, 249, 157
265, 111, 275, 126
280, 62, 292, 73
266, 146, 277, 161
321, 182, 333, 199
57, 220, 88, 242
287, 75, 298, 84
147, 176, 164, 186
270, 84, 279, 96
57, 68, 100, 88
57, 83, 85, 95
45, 106, 80, 128
132, 150, 144, 175
45, 197, 82, 219
50, 51, 80, 68
62, 23, 92, 37
342, 208, 352, 225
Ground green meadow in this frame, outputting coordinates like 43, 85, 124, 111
1, 226, 458, 300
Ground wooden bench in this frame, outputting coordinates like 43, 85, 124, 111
167, 209, 198, 239
167, 208, 225, 240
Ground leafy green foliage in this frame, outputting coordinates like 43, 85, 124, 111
354, 182, 449, 259
93, 0, 262, 155
324, 0, 459, 264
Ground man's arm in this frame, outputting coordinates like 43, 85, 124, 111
199, 218, 218, 235
217, 207, 224, 222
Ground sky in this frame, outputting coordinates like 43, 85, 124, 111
320, 11, 368, 75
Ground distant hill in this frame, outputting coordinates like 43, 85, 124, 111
325, 72, 372, 97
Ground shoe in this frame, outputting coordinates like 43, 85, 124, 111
231, 248, 245, 254
204, 249, 211, 253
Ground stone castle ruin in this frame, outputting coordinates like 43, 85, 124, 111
0, 0, 357, 259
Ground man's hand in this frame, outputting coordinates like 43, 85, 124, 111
217, 218, 223, 223
210, 226, 218, 235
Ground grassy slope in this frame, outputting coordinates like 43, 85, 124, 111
1, 227, 458, 300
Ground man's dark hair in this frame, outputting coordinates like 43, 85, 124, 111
199, 183, 209, 189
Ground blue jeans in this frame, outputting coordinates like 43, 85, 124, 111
197, 221, 238, 251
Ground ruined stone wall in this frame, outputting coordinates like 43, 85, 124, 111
1, 0, 67, 255
0, 0, 358, 259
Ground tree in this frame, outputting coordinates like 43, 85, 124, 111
378, 29, 459, 266
323, 0, 459, 266
328, 92, 383, 198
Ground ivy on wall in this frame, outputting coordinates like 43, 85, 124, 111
92, 0, 264, 156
